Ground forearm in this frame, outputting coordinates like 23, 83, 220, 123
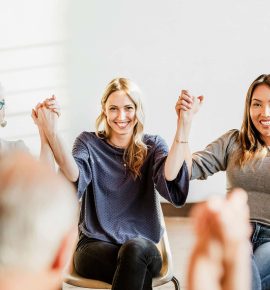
164, 118, 192, 180
46, 131, 79, 182
38, 127, 56, 169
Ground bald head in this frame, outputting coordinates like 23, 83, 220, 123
0, 152, 79, 271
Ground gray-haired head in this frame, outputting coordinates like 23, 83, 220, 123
0, 152, 79, 272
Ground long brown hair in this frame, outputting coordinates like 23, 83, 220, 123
95, 78, 147, 178
238, 74, 270, 167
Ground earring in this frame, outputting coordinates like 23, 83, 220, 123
0, 119, 7, 127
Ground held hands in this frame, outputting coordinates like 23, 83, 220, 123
175, 90, 204, 123
32, 95, 61, 135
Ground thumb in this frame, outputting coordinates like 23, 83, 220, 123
31, 109, 37, 119
197, 95, 204, 106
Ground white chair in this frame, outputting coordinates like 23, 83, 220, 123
64, 210, 180, 290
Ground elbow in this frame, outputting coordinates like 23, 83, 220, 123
59, 167, 79, 183
164, 163, 175, 181
69, 174, 79, 183
67, 169, 79, 183
164, 173, 175, 182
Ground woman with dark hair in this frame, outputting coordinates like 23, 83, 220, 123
177, 74, 270, 290
34, 77, 189, 290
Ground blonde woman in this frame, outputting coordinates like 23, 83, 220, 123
177, 74, 270, 290
35, 77, 189, 290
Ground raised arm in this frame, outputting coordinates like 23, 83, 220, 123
32, 100, 56, 169
164, 90, 203, 180
35, 96, 79, 182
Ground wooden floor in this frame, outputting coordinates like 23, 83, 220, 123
63, 217, 195, 290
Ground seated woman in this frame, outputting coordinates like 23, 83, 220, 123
177, 74, 270, 290
34, 77, 189, 290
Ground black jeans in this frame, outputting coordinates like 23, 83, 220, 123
74, 233, 162, 290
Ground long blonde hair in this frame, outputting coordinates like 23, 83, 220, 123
95, 77, 147, 178
238, 74, 270, 167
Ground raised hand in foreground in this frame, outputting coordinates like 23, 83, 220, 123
187, 189, 251, 290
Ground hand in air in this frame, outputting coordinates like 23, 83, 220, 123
32, 95, 61, 134
175, 90, 204, 122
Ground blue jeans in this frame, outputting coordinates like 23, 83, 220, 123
74, 233, 162, 290
251, 222, 270, 290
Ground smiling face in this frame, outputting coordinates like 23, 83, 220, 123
250, 84, 270, 145
104, 90, 137, 141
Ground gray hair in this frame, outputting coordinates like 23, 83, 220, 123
0, 152, 79, 271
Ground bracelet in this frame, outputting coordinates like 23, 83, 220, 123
175, 139, 188, 143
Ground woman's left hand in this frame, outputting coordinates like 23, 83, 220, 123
175, 90, 204, 123
42, 95, 61, 117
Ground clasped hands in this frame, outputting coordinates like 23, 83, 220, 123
32, 95, 61, 134
175, 90, 204, 121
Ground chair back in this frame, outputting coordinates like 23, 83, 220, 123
153, 209, 174, 287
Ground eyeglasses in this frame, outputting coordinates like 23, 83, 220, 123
0, 99, 5, 110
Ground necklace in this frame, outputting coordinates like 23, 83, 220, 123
107, 139, 127, 149
107, 139, 128, 170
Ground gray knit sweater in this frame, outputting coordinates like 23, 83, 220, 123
191, 129, 270, 225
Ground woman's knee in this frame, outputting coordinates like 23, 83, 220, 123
252, 256, 262, 290
254, 242, 270, 274
118, 238, 159, 262
117, 238, 162, 276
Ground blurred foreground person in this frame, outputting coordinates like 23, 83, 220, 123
187, 189, 251, 290
0, 152, 79, 290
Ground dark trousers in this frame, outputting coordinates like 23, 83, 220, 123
74, 234, 162, 290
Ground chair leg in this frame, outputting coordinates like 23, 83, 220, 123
171, 276, 180, 290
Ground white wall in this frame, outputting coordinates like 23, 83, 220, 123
0, 0, 69, 156
1, 1, 269, 202
68, 0, 270, 202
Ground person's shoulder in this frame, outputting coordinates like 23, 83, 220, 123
75, 131, 107, 148
217, 129, 240, 153
0, 139, 28, 152
14, 139, 28, 150
143, 134, 167, 147
76, 131, 98, 142
221, 129, 239, 143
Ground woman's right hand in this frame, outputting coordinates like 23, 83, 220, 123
32, 95, 60, 136
175, 90, 204, 123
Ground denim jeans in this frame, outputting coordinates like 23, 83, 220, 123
74, 233, 162, 290
251, 222, 270, 290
